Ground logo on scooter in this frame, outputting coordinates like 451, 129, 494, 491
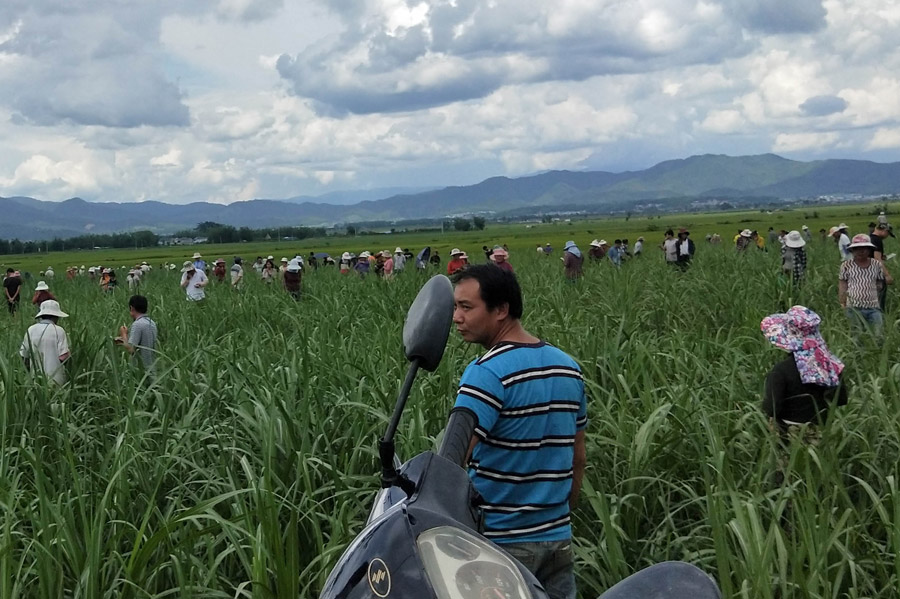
367, 558, 391, 597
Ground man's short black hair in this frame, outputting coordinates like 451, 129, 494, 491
6, 268, 14, 274
665, 229, 674, 236
614, 239, 622, 244
129, 295, 148, 313
452, 264, 523, 319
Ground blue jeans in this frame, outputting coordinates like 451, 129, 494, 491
503, 540, 575, 599
845, 307, 883, 341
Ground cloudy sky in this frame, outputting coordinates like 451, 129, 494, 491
0, 0, 898, 205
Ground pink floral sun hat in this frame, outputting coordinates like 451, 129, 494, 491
760, 305, 843, 387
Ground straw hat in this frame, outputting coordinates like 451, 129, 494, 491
35, 299, 68, 319
491, 248, 508, 258
740, 229, 752, 237
394, 247, 403, 253
450, 248, 463, 256
381, 250, 392, 258
590, 239, 601, 247
192, 252, 202, 259
837, 223, 849, 231
35, 281, 49, 291
281, 257, 288, 263
359, 251, 371, 259
783, 230, 806, 248
847, 234, 875, 249
181, 261, 195, 272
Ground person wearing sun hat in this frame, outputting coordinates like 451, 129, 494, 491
355, 251, 371, 276
490, 246, 514, 273
283, 259, 302, 299
780, 230, 808, 285
829, 224, 852, 261
393, 247, 406, 272
447, 249, 468, 275
191, 252, 206, 272
562, 240, 583, 279
840, 233, 893, 342
19, 299, 71, 385
588, 239, 606, 261
760, 306, 847, 441
736, 228, 753, 251
180, 261, 208, 301
31, 280, 56, 311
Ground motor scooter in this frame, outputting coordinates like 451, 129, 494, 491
320, 275, 721, 599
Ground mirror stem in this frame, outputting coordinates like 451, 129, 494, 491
379, 359, 421, 495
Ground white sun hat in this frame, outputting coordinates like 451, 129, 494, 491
450, 248, 463, 256
359, 251, 371, 258
740, 229, 752, 237
192, 252, 202, 259
287, 259, 301, 273
589, 239, 601, 247
36, 299, 68, 319
35, 280, 49, 291
784, 230, 806, 248
181, 261, 195, 272
395, 247, 403, 253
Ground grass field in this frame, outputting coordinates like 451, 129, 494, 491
1, 204, 899, 598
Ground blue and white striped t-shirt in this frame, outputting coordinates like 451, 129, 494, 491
453, 341, 588, 544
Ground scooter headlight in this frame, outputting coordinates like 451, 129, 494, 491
417, 526, 532, 599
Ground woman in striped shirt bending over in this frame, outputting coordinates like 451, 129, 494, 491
839, 234, 893, 343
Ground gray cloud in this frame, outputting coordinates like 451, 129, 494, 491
799, 95, 848, 117
727, 0, 826, 34
0, 3, 203, 127
279, 0, 752, 116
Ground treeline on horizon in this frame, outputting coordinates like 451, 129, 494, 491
0, 217, 491, 256
0, 222, 327, 256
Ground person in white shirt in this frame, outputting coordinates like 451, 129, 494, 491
393, 247, 406, 272
20, 299, 70, 385
230, 257, 244, 289
829, 224, 852, 261
180, 261, 208, 301
661, 229, 678, 263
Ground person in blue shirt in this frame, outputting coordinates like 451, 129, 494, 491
450, 265, 587, 599
607, 239, 623, 267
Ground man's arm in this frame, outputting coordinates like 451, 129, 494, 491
838, 279, 848, 307
883, 263, 893, 285
570, 430, 586, 508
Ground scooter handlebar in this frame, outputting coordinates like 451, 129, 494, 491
437, 409, 476, 467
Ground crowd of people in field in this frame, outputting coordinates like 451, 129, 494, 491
3, 214, 894, 436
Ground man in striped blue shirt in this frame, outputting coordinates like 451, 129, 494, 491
451, 265, 587, 599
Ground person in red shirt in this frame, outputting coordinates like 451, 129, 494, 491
447, 248, 468, 275
213, 259, 227, 282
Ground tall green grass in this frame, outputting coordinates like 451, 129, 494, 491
0, 241, 897, 597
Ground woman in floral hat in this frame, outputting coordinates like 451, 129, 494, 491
760, 305, 848, 435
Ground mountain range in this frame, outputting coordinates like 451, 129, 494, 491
2, 153, 899, 240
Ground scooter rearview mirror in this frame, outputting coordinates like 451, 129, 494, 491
402, 274, 454, 372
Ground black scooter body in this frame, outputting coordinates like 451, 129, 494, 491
320, 451, 548, 599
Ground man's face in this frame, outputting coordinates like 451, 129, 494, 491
453, 279, 502, 347
129, 305, 138, 320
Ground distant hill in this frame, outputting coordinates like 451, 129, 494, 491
2, 154, 899, 239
